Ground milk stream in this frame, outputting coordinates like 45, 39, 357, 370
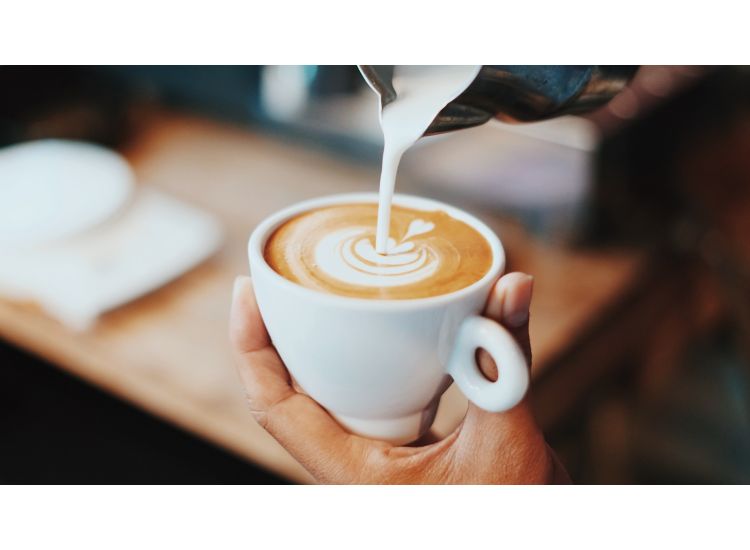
374, 66, 480, 254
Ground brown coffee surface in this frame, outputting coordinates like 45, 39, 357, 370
264, 204, 492, 299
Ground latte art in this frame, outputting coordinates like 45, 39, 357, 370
316, 219, 438, 288
265, 204, 492, 299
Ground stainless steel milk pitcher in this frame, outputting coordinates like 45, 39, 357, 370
358, 65, 638, 135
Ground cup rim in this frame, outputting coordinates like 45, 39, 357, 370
248, 192, 505, 310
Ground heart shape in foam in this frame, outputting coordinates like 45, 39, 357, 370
402, 219, 435, 242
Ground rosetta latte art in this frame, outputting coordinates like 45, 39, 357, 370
315, 219, 437, 287
264, 204, 492, 300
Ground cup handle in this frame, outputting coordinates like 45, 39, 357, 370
446, 316, 529, 413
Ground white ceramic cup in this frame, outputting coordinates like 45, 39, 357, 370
248, 193, 529, 445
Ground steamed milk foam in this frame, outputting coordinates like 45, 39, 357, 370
265, 66, 489, 299
375, 66, 481, 253
264, 203, 492, 299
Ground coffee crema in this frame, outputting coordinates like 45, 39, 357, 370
264, 203, 492, 299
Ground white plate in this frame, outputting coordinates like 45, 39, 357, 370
0, 140, 134, 250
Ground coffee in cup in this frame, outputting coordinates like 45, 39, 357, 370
264, 203, 492, 300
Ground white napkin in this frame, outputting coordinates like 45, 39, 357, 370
0, 188, 223, 330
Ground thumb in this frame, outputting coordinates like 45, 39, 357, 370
456, 272, 547, 469
484, 272, 533, 366
474, 272, 533, 383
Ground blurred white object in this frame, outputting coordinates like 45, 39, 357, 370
261, 65, 311, 121
0, 140, 134, 250
0, 140, 222, 329
0, 188, 223, 330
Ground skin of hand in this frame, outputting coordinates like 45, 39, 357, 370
230, 272, 570, 484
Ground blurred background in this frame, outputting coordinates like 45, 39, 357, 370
1, 66, 749, 484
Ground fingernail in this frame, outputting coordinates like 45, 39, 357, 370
233, 275, 249, 301
502, 275, 533, 327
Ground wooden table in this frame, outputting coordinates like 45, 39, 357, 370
0, 113, 644, 482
